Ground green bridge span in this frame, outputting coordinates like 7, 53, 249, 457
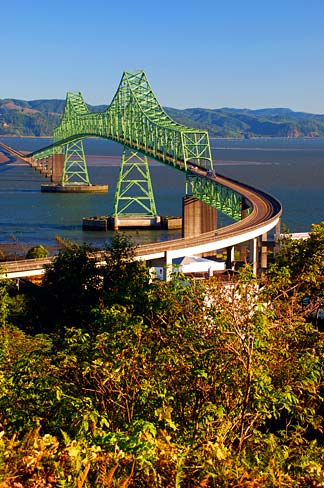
21, 71, 243, 220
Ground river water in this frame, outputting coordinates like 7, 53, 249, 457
0, 136, 323, 251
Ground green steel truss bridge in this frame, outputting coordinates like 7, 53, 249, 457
0, 71, 283, 278
18, 70, 244, 221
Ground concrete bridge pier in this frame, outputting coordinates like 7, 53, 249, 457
274, 220, 281, 257
51, 154, 65, 183
229, 232, 271, 277
38, 157, 52, 177
260, 232, 268, 275
239, 194, 270, 277
248, 234, 268, 277
182, 196, 217, 238
164, 250, 173, 281
247, 236, 271, 277
249, 237, 258, 276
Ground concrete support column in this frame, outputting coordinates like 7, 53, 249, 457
34, 159, 41, 170
237, 241, 248, 262
274, 219, 281, 257
113, 217, 119, 231
45, 157, 50, 175
226, 246, 235, 270
182, 196, 217, 238
260, 232, 268, 271
51, 153, 65, 183
40, 158, 49, 176
249, 238, 258, 276
164, 251, 173, 281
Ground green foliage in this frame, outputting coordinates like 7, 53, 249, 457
26, 244, 49, 259
39, 243, 103, 334
102, 233, 151, 316
266, 222, 324, 324
0, 278, 10, 328
0, 236, 324, 485
32, 236, 152, 336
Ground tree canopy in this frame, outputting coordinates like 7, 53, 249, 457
0, 232, 324, 486
26, 245, 49, 259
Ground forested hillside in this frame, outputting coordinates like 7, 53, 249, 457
0, 99, 106, 136
166, 106, 324, 138
1, 97, 324, 137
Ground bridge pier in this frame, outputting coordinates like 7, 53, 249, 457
250, 238, 258, 276
164, 251, 173, 281
41, 149, 108, 192
260, 232, 268, 274
51, 153, 65, 183
236, 197, 251, 263
274, 220, 281, 257
245, 235, 269, 277
182, 196, 217, 238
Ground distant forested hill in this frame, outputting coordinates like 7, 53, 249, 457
0, 99, 107, 137
165, 107, 324, 138
1, 98, 324, 138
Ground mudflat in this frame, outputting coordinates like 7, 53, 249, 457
0, 153, 10, 163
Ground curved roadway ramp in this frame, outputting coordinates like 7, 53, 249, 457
134, 172, 282, 262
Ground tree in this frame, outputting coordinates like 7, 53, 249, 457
26, 245, 49, 259
40, 244, 102, 334
101, 233, 152, 318
0, 275, 11, 328
266, 222, 324, 322
26, 235, 152, 336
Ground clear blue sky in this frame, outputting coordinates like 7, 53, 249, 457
2, 0, 323, 113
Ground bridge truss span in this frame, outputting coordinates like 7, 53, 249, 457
50, 71, 213, 172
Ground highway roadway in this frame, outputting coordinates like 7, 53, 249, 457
133, 170, 281, 261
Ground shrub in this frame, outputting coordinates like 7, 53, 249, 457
26, 245, 49, 259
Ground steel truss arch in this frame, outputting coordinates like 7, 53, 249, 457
25, 71, 248, 221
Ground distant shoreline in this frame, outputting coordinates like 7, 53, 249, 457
1, 134, 323, 140
0, 135, 52, 139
